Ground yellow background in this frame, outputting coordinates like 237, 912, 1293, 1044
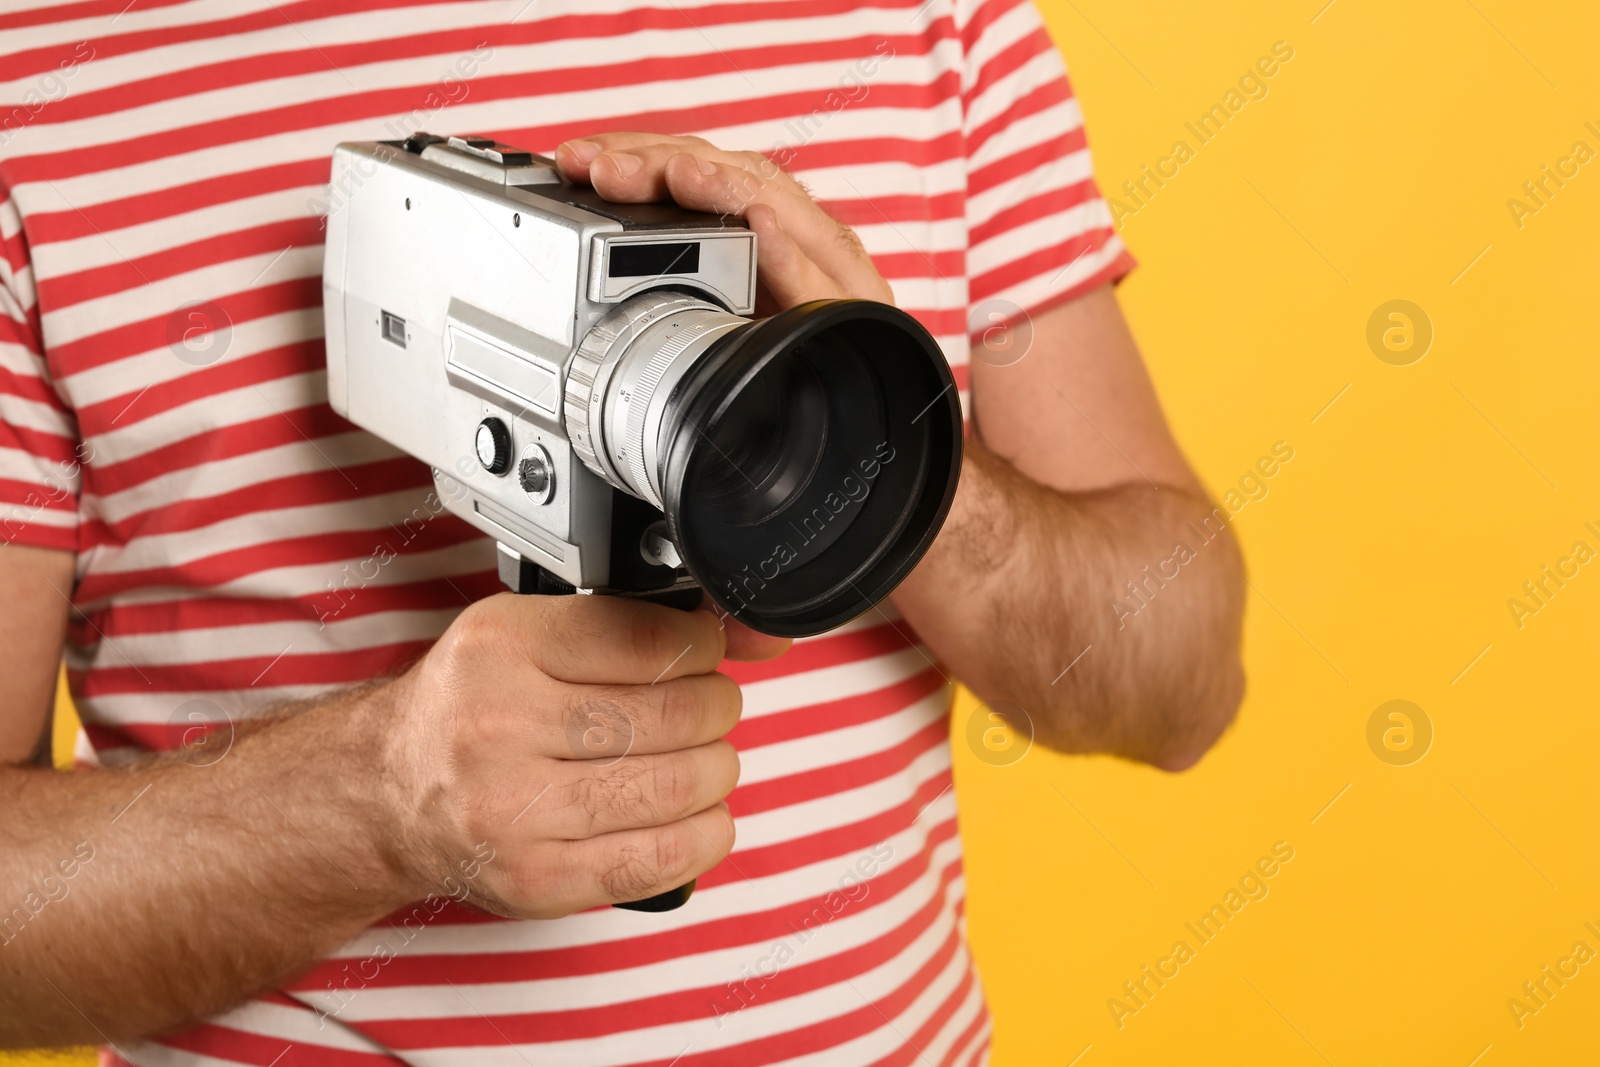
960, 0, 1600, 1064
10, 1, 1600, 1063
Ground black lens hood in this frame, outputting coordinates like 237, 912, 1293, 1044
658, 298, 963, 637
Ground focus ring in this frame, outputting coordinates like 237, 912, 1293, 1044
563, 316, 616, 481
563, 357, 603, 476
622, 315, 734, 508
563, 292, 730, 493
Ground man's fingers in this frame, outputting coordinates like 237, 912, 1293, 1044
513, 595, 727, 684
542, 741, 739, 838
554, 131, 710, 183
575, 141, 765, 204
589, 151, 843, 305
743, 202, 849, 308
558, 135, 893, 304
701, 603, 793, 663
549, 802, 735, 911
552, 672, 742, 760
660, 155, 894, 303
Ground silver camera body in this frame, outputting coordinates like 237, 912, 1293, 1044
323, 133, 755, 594
324, 133, 964, 640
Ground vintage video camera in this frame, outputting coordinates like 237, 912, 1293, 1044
322, 133, 962, 639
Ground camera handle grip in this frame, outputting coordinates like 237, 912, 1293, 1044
498, 548, 703, 913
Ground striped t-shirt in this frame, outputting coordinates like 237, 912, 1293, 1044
0, 1, 1130, 1063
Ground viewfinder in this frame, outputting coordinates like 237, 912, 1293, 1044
609, 242, 701, 278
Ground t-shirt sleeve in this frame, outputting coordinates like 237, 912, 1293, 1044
1, 187, 80, 552
959, 0, 1134, 327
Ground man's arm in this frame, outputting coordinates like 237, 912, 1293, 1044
554, 135, 1245, 770
892, 288, 1246, 769
0, 678, 423, 1045
0, 548, 419, 1041
0, 538, 769, 1046
0, 546, 75, 763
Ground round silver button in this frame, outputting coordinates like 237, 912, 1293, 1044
519, 444, 556, 504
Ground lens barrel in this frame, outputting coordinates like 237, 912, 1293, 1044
565, 291, 746, 510
565, 292, 962, 637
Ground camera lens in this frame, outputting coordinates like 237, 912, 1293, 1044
565, 293, 962, 637
564, 291, 746, 509
688, 351, 827, 528
661, 300, 961, 636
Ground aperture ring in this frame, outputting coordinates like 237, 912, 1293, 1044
564, 292, 719, 490
623, 316, 740, 508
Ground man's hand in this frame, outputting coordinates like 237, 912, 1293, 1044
389, 595, 773, 917
555, 133, 892, 311
553, 131, 1245, 769
0, 584, 788, 1046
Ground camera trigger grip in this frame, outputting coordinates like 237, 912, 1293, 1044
495, 542, 701, 914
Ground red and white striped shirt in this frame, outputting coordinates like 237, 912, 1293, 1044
0, 1, 1130, 1063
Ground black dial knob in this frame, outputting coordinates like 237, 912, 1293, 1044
475, 418, 512, 475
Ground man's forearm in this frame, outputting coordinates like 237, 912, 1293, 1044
0, 684, 421, 1047
893, 439, 1246, 769
0, 588, 766, 1048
